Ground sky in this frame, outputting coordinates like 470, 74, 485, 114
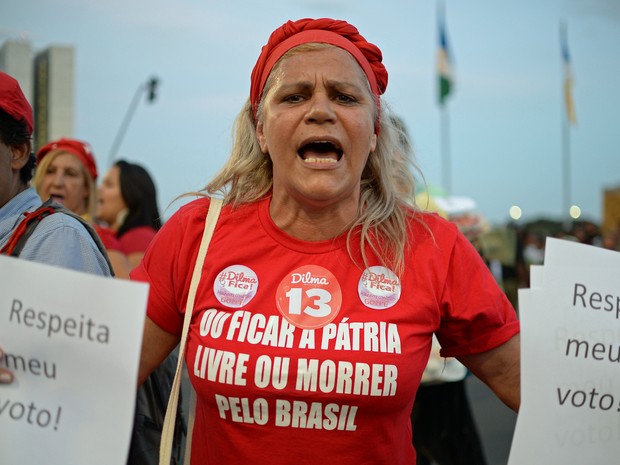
2, 0, 619, 226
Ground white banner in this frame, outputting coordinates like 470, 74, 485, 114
0, 254, 148, 465
509, 238, 620, 464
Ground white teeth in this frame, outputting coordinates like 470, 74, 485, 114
303, 157, 338, 164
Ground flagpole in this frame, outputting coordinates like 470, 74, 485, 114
561, 97, 571, 219
560, 20, 576, 220
441, 104, 451, 195
437, 0, 453, 195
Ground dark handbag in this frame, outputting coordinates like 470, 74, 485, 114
127, 350, 186, 465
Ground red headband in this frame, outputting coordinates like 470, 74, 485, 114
36, 138, 99, 180
0, 72, 34, 135
250, 18, 388, 123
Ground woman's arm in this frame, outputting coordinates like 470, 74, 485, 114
138, 316, 181, 387
106, 249, 132, 279
127, 251, 146, 270
458, 333, 521, 412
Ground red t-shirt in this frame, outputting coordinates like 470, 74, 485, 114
132, 197, 519, 465
118, 226, 157, 254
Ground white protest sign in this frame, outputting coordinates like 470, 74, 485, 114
0, 254, 149, 465
528, 265, 544, 288
545, 236, 620, 267
530, 238, 620, 289
509, 239, 620, 465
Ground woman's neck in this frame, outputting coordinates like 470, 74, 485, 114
268, 196, 358, 241
111, 208, 129, 232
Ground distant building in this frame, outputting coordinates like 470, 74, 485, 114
0, 40, 33, 102
33, 45, 75, 149
0, 39, 74, 150
603, 186, 620, 234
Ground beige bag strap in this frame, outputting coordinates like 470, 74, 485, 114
159, 197, 223, 465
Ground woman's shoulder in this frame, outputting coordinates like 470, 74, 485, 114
147, 197, 261, 260
407, 208, 460, 239
167, 196, 261, 231
119, 226, 158, 254
123, 225, 158, 238
163, 196, 215, 228
172, 195, 212, 217
173, 196, 264, 218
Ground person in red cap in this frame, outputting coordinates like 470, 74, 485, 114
0, 71, 113, 384
34, 137, 99, 219
33, 137, 133, 278
130, 19, 520, 465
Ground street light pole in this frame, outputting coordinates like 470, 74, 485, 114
107, 76, 159, 167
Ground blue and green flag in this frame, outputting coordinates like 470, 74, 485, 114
437, 9, 454, 106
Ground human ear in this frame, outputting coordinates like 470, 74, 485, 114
369, 133, 377, 154
10, 142, 31, 170
256, 120, 269, 154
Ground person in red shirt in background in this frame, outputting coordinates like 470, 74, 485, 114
96, 159, 161, 271
97, 158, 184, 464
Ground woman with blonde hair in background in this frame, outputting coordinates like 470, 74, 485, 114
34, 138, 131, 278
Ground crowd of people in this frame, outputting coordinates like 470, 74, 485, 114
2, 17, 530, 465
0, 71, 183, 463
31, 137, 162, 279
470, 217, 620, 313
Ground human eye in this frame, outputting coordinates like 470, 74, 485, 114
72, 166, 85, 176
335, 93, 357, 104
282, 93, 305, 104
276, 81, 312, 104
330, 84, 361, 104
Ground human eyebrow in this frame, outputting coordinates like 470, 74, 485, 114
275, 81, 313, 94
326, 80, 371, 102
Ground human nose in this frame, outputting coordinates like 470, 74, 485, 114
50, 171, 65, 186
305, 94, 336, 124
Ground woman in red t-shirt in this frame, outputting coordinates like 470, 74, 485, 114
96, 159, 161, 270
131, 18, 521, 465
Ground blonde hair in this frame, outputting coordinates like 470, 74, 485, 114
206, 44, 422, 274
33, 150, 98, 219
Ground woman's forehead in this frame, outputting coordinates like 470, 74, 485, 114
272, 47, 368, 85
51, 152, 85, 167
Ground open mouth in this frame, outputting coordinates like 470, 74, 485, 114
298, 141, 343, 164
49, 194, 65, 205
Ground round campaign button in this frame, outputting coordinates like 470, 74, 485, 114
358, 266, 401, 310
275, 265, 342, 329
214, 265, 259, 308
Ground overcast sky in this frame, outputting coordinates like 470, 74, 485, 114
2, 0, 619, 226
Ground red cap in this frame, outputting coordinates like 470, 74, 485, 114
250, 18, 388, 126
36, 138, 99, 180
0, 71, 34, 135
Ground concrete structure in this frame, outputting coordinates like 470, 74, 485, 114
33, 45, 75, 149
0, 39, 33, 102
602, 186, 620, 234
0, 39, 75, 150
